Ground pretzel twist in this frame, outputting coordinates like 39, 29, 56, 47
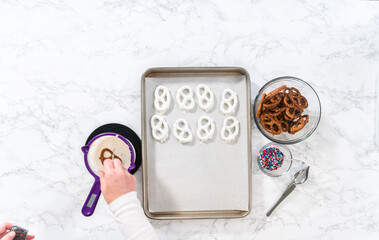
221, 116, 239, 142
196, 85, 215, 112
99, 148, 122, 165
154, 85, 171, 114
173, 119, 193, 144
220, 89, 238, 115
150, 114, 169, 143
176, 86, 195, 112
196, 116, 215, 142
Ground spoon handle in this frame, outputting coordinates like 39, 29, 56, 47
266, 183, 296, 217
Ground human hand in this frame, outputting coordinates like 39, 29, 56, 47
98, 158, 137, 205
0, 223, 34, 240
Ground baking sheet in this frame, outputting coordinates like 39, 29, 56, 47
142, 68, 251, 218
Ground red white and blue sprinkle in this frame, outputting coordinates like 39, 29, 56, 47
259, 147, 284, 171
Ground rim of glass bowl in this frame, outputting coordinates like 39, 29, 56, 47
257, 142, 293, 177
253, 76, 322, 145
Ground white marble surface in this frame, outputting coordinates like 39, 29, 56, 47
0, 0, 378, 239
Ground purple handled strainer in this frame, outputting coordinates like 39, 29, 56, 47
81, 132, 136, 217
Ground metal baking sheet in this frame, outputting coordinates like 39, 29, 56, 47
141, 67, 252, 219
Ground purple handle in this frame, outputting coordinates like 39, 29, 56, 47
82, 180, 101, 217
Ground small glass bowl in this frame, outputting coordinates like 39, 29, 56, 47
257, 142, 293, 177
253, 76, 321, 144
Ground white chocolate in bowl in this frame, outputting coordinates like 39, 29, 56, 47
87, 135, 133, 175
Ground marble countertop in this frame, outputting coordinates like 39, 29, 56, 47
0, 0, 378, 239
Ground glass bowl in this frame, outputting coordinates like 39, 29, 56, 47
253, 76, 321, 144
257, 142, 293, 177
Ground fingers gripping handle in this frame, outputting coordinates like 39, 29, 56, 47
82, 180, 101, 217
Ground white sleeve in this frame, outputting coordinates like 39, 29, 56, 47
109, 191, 159, 240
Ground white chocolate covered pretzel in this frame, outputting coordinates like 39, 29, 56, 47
220, 89, 238, 115
154, 85, 171, 114
173, 118, 193, 144
196, 85, 214, 112
176, 86, 195, 112
196, 116, 215, 142
221, 116, 239, 143
150, 114, 169, 143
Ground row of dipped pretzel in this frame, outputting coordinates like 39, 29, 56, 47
256, 85, 309, 135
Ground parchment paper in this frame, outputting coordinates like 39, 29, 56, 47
145, 74, 250, 212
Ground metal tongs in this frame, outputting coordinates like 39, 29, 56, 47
266, 166, 310, 217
